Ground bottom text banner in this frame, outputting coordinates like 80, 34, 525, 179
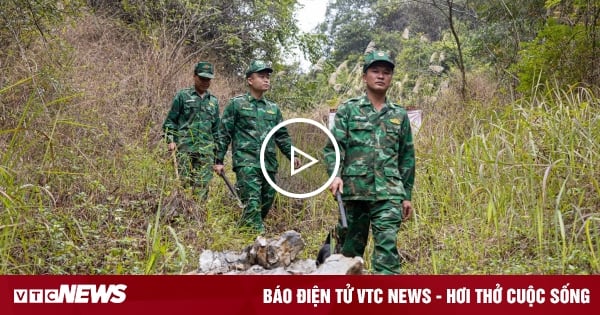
1, 275, 597, 315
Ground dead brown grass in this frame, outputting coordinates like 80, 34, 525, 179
61, 11, 242, 147
0, 9, 264, 274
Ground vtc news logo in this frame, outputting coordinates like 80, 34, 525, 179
13, 284, 127, 304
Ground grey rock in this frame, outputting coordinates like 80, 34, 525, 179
193, 231, 364, 275
311, 254, 364, 275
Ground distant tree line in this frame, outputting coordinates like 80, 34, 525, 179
316, 0, 599, 94
2, 0, 598, 95
86, 0, 299, 74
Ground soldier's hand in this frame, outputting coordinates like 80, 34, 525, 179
168, 142, 177, 151
402, 200, 413, 220
329, 177, 343, 195
293, 158, 301, 169
213, 164, 224, 175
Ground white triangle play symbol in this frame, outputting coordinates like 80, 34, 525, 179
291, 146, 319, 176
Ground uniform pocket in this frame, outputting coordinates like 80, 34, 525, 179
199, 105, 216, 119
264, 113, 278, 128
384, 167, 405, 197
343, 164, 369, 176
237, 108, 258, 131
239, 109, 257, 119
264, 113, 277, 121
348, 119, 373, 146
384, 167, 401, 178
183, 103, 198, 116
349, 120, 372, 131
342, 164, 370, 196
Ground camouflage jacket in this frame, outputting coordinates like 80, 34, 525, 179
162, 87, 219, 155
215, 93, 293, 172
324, 95, 415, 201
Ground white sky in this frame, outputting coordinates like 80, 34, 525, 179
296, 0, 328, 33
291, 0, 328, 70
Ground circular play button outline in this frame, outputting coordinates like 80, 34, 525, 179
260, 118, 340, 199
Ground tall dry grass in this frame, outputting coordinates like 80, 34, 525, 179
404, 80, 599, 274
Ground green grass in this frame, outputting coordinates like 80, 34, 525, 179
402, 85, 600, 274
2, 78, 598, 274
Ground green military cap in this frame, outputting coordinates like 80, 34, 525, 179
245, 60, 273, 78
195, 61, 215, 79
363, 50, 395, 73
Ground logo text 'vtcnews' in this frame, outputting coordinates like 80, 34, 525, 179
14, 284, 127, 304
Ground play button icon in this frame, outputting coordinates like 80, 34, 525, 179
290, 146, 319, 176
260, 118, 340, 199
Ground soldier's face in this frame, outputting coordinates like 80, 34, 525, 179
194, 75, 211, 93
247, 71, 271, 92
363, 63, 393, 93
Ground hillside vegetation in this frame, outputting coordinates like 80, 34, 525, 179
1, 1, 599, 274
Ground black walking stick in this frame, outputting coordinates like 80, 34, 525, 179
336, 191, 348, 229
218, 171, 244, 209
316, 190, 347, 266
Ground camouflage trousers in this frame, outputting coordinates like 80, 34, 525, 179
176, 152, 213, 201
335, 199, 404, 274
235, 166, 276, 232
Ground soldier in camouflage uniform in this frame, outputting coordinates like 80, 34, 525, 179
213, 60, 299, 233
163, 61, 220, 201
323, 51, 415, 274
